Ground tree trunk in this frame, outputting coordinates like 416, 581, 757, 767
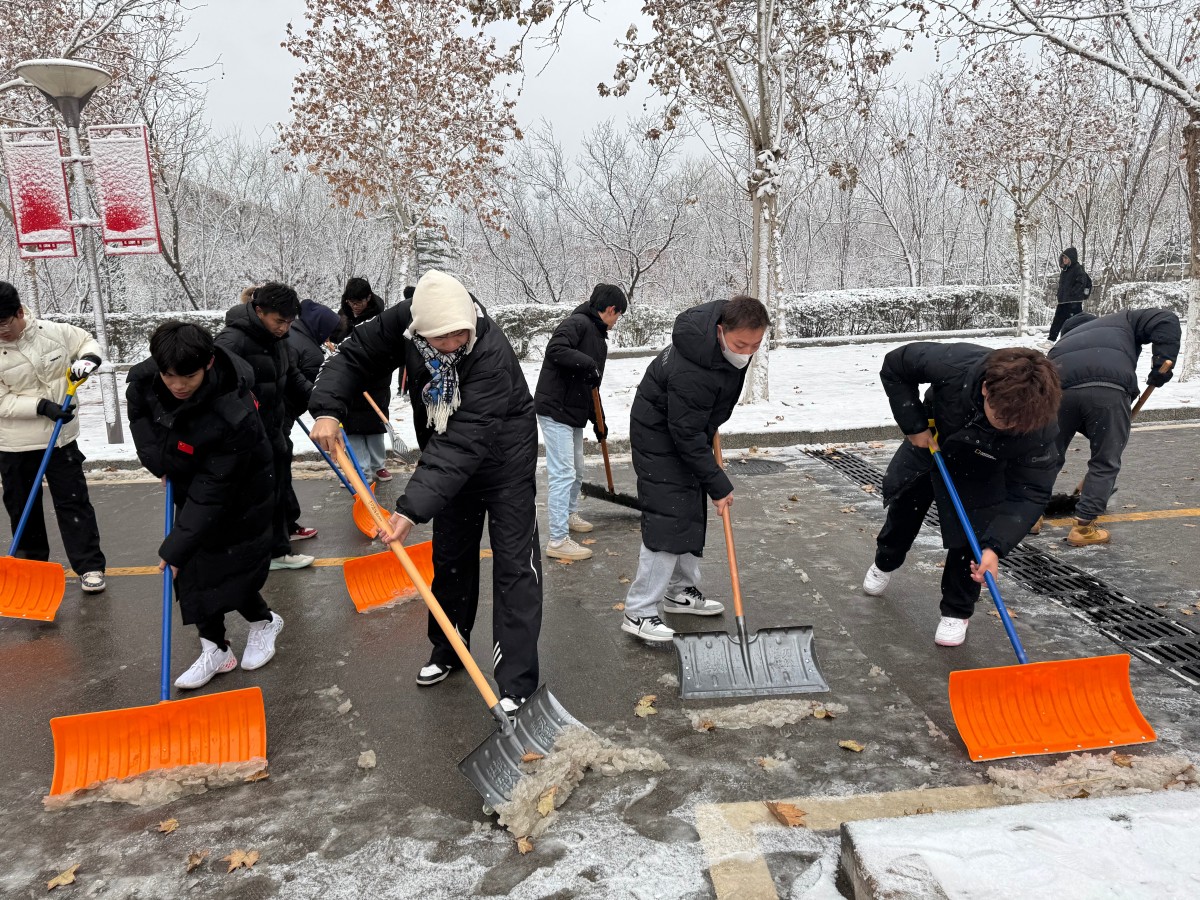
741, 179, 772, 404
1181, 114, 1200, 381
1014, 206, 1034, 334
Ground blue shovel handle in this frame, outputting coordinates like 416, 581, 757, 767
929, 446, 1029, 665
298, 418, 354, 495
161, 480, 174, 702
6, 381, 81, 556
340, 432, 373, 492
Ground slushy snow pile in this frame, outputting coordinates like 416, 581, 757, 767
685, 698, 847, 731
43, 757, 267, 810
987, 751, 1198, 802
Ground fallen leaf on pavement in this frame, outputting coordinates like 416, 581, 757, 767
788, 495, 800, 502
612, 602, 625, 611
555, 557, 574, 566
536, 786, 558, 817
839, 740, 865, 753
766, 801, 806, 827
618, 575, 631, 584
186, 851, 209, 873
1113, 753, 1134, 768
47, 864, 79, 890
582, 538, 597, 545
158, 819, 179, 834
480, 549, 493, 558
521, 751, 544, 763
634, 695, 658, 718
696, 718, 715, 731
813, 706, 835, 719
605, 549, 619, 556
245, 769, 269, 783
756, 756, 781, 769
516, 837, 534, 854
222, 850, 259, 872
861, 484, 876, 493
1181, 608, 1194, 616
988, 610, 1018, 619
839, 507, 854, 514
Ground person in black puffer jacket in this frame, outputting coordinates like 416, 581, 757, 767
1049, 247, 1092, 340
1047, 308, 1181, 546
534, 283, 627, 561
126, 322, 282, 690
215, 282, 313, 568
331, 278, 393, 483
282, 298, 340, 540
863, 344, 1062, 648
620, 295, 770, 645
309, 270, 541, 712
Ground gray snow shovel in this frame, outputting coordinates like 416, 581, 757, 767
673, 434, 829, 700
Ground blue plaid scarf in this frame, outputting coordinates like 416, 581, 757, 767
411, 333, 469, 433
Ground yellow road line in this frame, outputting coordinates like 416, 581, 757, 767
1045, 507, 1200, 527
66, 548, 494, 579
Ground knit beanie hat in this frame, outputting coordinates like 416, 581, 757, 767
409, 270, 478, 352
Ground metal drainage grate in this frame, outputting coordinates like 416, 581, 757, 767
726, 457, 788, 475
806, 447, 1200, 692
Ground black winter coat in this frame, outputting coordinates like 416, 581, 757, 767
533, 302, 609, 428
880, 342, 1059, 556
331, 295, 390, 435
629, 299, 745, 555
1048, 308, 1181, 400
309, 298, 536, 525
126, 348, 274, 624
1057, 247, 1090, 305
214, 303, 311, 448
284, 319, 327, 420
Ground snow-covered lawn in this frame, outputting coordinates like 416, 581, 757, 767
73, 334, 1199, 464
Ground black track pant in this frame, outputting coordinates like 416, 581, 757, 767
427, 475, 543, 699
196, 593, 272, 650
874, 471, 981, 619
1056, 385, 1131, 522
1048, 302, 1084, 341
0, 440, 105, 574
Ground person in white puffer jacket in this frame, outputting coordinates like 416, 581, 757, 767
0, 282, 107, 593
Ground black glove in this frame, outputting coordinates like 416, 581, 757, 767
37, 399, 75, 423
593, 421, 608, 442
1148, 358, 1174, 388
582, 367, 602, 387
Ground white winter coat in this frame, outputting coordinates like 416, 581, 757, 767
0, 316, 101, 453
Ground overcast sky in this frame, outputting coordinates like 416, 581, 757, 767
181, 1, 940, 150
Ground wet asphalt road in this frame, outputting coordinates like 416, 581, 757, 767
1, 421, 1199, 898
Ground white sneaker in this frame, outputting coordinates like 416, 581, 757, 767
175, 639, 237, 690
662, 586, 724, 616
499, 696, 526, 719
621, 614, 675, 643
81, 571, 106, 593
568, 512, 593, 534
863, 564, 892, 596
270, 553, 314, 570
241, 612, 284, 670
546, 537, 593, 560
935, 616, 969, 647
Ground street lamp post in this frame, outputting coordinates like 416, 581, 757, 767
13, 59, 124, 443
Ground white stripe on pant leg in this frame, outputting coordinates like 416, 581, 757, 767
493, 642, 503, 669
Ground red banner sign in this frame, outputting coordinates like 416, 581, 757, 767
0, 128, 77, 259
87, 124, 161, 256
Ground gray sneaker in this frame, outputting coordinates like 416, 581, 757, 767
662, 586, 724, 616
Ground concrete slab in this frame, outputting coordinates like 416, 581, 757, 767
840, 791, 1200, 900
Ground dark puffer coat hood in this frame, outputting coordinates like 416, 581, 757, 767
628, 299, 748, 555
299, 299, 339, 345
1048, 308, 1181, 400
1062, 247, 1079, 266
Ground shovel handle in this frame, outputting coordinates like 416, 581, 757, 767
591, 388, 614, 493
362, 391, 391, 425
161, 480, 174, 702
1130, 359, 1173, 417
333, 442, 502, 710
298, 418, 354, 495
712, 434, 745, 619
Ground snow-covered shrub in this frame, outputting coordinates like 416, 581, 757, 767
490, 303, 677, 358
1093, 280, 1190, 316
782, 285, 1020, 337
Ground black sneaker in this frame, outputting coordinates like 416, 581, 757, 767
415, 661, 458, 686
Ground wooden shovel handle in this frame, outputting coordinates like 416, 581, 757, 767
1131, 359, 1173, 417
332, 443, 500, 710
362, 391, 390, 424
591, 388, 614, 493
712, 433, 745, 618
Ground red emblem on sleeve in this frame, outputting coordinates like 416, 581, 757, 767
177, 441, 194, 455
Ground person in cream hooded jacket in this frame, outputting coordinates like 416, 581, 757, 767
0, 282, 107, 592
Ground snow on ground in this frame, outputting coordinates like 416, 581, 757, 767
72, 334, 1200, 463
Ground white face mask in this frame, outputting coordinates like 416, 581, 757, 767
719, 331, 752, 369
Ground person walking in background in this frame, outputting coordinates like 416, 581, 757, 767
1049, 247, 1092, 341
0, 282, 107, 594
1048, 308, 1181, 547
332, 278, 392, 483
534, 283, 626, 561
621, 295, 771, 644
127, 322, 282, 689
282, 298, 340, 542
216, 282, 315, 570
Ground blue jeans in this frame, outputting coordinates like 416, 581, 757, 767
538, 415, 583, 542
347, 432, 386, 480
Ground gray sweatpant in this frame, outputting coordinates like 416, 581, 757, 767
1056, 384, 1132, 521
624, 542, 702, 619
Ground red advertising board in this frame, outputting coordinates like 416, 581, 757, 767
0, 128, 77, 259
87, 124, 161, 256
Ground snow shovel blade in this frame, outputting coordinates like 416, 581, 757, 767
949, 654, 1156, 762
48, 687, 266, 796
0, 557, 66, 621
457, 684, 583, 809
352, 484, 393, 539
674, 625, 829, 700
343, 540, 434, 612
580, 481, 641, 510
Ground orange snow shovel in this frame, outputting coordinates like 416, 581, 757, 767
344, 538, 435, 612
333, 441, 583, 809
49, 481, 266, 796
931, 443, 1155, 761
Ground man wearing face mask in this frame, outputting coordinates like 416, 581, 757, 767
621, 294, 770, 644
